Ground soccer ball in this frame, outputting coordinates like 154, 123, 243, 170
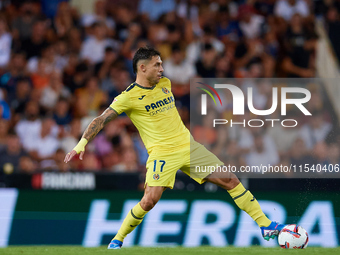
278, 224, 309, 249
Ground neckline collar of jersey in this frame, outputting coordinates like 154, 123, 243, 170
133, 82, 157, 90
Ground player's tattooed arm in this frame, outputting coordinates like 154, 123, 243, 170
64, 107, 118, 163
82, 107, 118, 142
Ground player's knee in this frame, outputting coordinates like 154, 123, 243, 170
140, 197, 158, 211
220, 177, 240, 190
206, 174, 240, 190
213, 178, 230, 189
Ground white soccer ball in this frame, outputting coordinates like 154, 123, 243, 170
278, 224, 309, 249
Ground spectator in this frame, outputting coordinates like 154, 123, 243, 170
176, 0, 202, 37
53, 148, 70, 172
79, 151, 101, 171
63, 60, 89, 93
290, 137, 313, 169
186, 26, 224, 64
0, 119, 9, 148
93, 120, 122, 157
238, 4, 265, 39
267, 118, 300, 157
53, 1, 79, 38
41, 0, 69, 19
166, 22, 182, 46
195, 43, 217, 78
0, 18, 12, 69
81, 0, 115, 31
100, 64, 131, 102
254, 0, 275, 16
299, 111, 332, 150
282, 13, 317, 78
138, 0, 175, 21
211, 126, 230, 159
30, 58, 50, 90
217, 6, 242, 43
67, 27, 83, 53
8, 77, 31, 116
53, 98, 72, 126
228, 120, 254, 155
313, 142, 330, 165
274, 0, 309, 21
60, 118, 82, 153
74, 76, 107, 117
193, 111, 218, 149
15, 101, 42, 151
20, 19, 49, 60
0, 96, 11, 120
0, 133, 26, 174
54, 39, 69, 71
132, 134, 148, 167
94, 46, 118, 79
115, 4, 138, 42
328, 143, 340, 166
233, 38, 263, 72
112, 147, 138, 172
215, 55, 232, 78
0, 52, 27, 100
80, 22, 119, 64
264, 31, 279, 59
246, 132, 279, 167
27, 44, 57, 74
27, 117, 59, 164
163, 44, 196, 94
326, 7, 340, 61
18, 156, 36, 174
11, 1, 38, 41
120, 23, 143, 63
41, 147, 70, 171
40, 70, 71, 111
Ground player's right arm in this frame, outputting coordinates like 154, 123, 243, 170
64, 107, 118, 163
64, 86, 132, 163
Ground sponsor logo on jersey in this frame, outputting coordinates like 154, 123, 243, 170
139, 95, 146, 100
145, 96, 175, 112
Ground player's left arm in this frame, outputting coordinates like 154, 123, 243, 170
64, 107, 118, 163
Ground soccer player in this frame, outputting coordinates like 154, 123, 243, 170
64, 47, 284, 249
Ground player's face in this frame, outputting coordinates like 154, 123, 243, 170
146, 56, 164, 86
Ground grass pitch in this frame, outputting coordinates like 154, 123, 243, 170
1, 246, 339, 255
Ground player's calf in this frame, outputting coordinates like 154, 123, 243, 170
205, 175, 281, 239
205, 174, 240, 190
108, 185, 165, 249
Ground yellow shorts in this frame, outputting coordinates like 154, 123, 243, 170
145, 140, 223, 189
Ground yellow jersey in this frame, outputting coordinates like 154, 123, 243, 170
109, 77, 190, 154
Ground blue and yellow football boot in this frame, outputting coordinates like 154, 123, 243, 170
261, 221, 284, 241
107, 239, 123, 249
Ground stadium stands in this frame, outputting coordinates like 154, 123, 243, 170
0, 0, 338, 175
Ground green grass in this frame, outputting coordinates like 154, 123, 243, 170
1, 246, 339, 255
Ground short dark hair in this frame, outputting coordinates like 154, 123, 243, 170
132, 47, 161, 74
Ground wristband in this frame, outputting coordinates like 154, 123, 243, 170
73, 138, 88, 154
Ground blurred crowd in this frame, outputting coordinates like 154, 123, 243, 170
324, 0, 340, 62
0, 0, 338, 175
191, 79, 340, 177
